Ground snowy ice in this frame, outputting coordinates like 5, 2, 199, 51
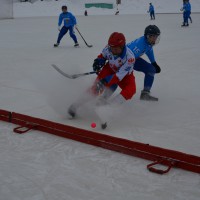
0, 1, 200, 200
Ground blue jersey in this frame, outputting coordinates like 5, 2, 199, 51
149, 5, 154, 12
182, 2, 191, 12
58, 12, 77, 27
127, 36, 155, 63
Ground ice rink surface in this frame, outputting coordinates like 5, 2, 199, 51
0, 13, 200, 200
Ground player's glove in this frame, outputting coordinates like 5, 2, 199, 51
93, 58, 106, 72
58, 26, 61, 31
74, 24, 78, 29
152, 62, 161, 73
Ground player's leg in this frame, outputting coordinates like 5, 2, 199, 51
69, 26, 79, 47
134, 58, 158, 101
54, 26, 68, 47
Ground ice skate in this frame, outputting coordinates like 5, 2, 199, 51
68, 105, 76, 118
54, 43, 59, 47
140, 90, 158, 101
101, 122, 107, 130
74, 43, 79, 47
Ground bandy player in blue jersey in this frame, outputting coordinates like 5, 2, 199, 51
106, 25, 161, 101
54, 5, 79, 47
127, 25, 161, 101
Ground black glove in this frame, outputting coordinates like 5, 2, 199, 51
93, 58, 106, 72
152, 62, 161, 73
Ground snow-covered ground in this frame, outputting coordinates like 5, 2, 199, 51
0, 1, 200, 200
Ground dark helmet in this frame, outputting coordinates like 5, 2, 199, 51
144, 25, 161, 37
62, 5, 67, 10
108, 32, 126, 48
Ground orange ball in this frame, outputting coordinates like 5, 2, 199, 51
91, 122, 96, 128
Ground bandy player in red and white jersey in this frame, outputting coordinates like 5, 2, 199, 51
91, 32, 136, 103
68, 32, 136, 129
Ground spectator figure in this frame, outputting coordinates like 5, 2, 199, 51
115, 8, 119, 15
84, 10, 88, 16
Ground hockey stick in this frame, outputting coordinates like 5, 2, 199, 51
75, 27, 93, 48
52, 64, 96, 79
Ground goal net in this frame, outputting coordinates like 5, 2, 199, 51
0, 0, 13, 19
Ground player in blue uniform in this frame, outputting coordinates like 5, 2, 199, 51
127, 25, 161, 101
148, 3, 155, 20
181, 0, 191, 27
106, 25, 161, 101
54, 5, 79, 47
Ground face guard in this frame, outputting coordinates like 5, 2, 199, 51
147, 34, 160, 46
144, 25, 161, 46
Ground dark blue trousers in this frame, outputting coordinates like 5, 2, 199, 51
183, 11, 190, 25
57, 26, 78, 44
150, 11, 155, 19
134, 58, 156, 91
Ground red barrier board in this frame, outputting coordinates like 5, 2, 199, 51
1, 109, 200, 174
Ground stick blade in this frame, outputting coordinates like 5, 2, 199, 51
51, 64, 75, 79
87, 44, 93, 48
